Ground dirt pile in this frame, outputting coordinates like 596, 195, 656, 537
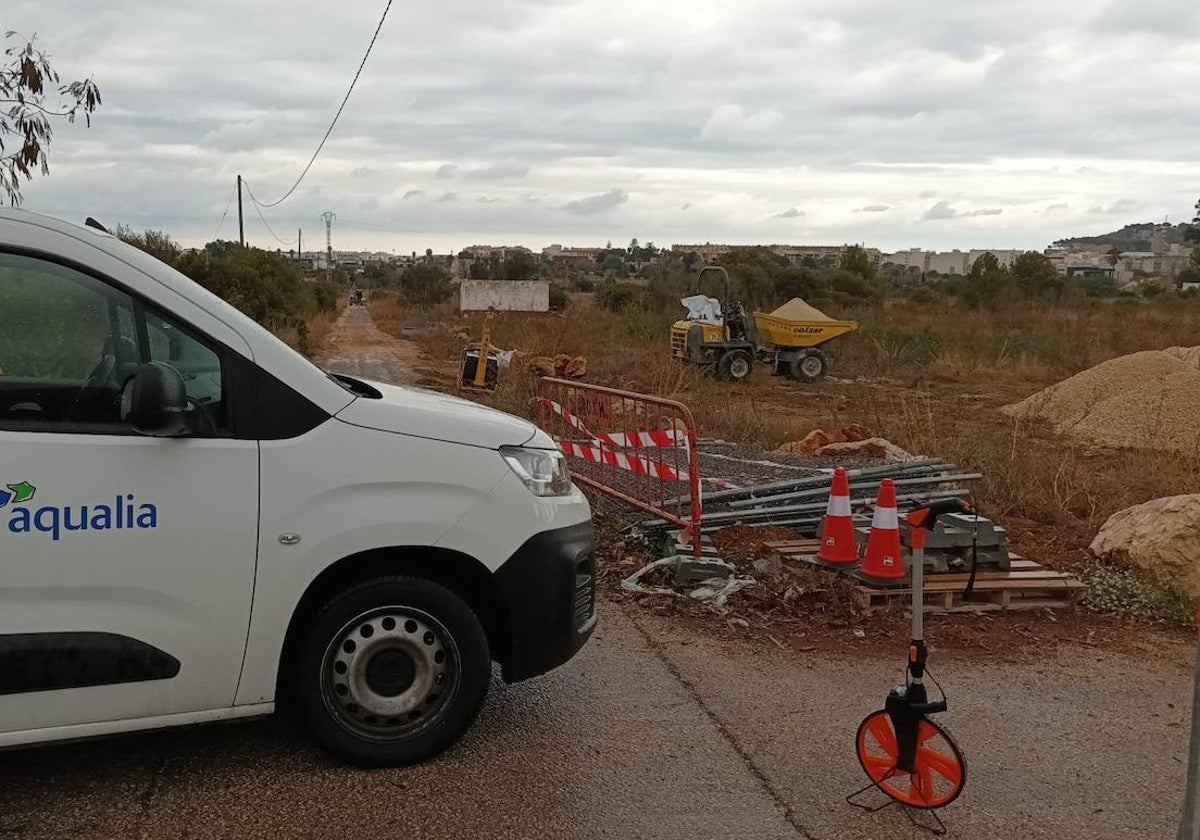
1003, 347, 1200, 453
775, 425, 913, 461
1090, 494, 1200, 599
776, 424, 871, 454
527, 354, 587, 379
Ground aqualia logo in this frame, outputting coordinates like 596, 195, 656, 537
0, 481, 158, 542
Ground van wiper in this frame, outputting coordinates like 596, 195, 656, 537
326, 372, 383, 399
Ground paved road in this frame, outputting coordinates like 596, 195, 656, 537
0, 600, 1190, 839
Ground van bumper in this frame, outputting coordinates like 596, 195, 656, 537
494, 520, 596, 682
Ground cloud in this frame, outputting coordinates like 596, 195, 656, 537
1092, 0, 1199, 36
698, 105, 785, 142
477, 196, 501, 203
854, 204, 891, 213
922, 201, 1002, 219
561, 188, 629, 215
402, 189, 426, 200
470, 160, 530, 180
437, 191, 459, 202
8, 0, 1199, 253
773, 208, 804, 218
922, 201, 958, 220
1089, 198, 1139, 215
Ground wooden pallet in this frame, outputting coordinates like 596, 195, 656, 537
762, 541, 1085, 614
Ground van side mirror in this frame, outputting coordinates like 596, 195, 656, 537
122, 362, 191, 437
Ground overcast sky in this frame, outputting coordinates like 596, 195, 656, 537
9, 0, 1200, 253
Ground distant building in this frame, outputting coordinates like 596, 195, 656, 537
542, 245, 605, 270
671, 243, 733, 262
926, 250, 969, 275
1065, 265, 1115, 279
670, 243, 881, 267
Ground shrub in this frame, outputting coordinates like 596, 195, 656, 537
596, 283, 643, 312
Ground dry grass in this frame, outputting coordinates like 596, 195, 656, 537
273, 305, 343, 356
837, 296, 1200, 386
371, 291, 1200, 542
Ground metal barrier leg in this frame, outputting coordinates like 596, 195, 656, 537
1179, 626, 1200, 840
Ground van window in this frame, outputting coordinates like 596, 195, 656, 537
0, 253, 138, 427
145, 308, 226, 430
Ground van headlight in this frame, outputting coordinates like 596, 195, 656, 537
501, 446, 574, 497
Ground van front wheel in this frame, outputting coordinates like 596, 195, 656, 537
297, 576, 490, 766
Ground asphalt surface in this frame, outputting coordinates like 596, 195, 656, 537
0, 600, 1190, 839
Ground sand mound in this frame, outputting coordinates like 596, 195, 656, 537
768, 298, 833, 322
1003, 347, 1200, 453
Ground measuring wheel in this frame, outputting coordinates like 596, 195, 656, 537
846, 497, 976, 835
855, 711, 966, 809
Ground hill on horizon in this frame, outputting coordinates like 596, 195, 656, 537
1052, 222, 1189, 252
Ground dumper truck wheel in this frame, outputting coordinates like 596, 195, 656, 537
718, 349, 753, 381
298, 576, 490, 766
789, 349, 828, 382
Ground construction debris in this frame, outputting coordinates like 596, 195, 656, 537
528, 356, 557, 377
817, 437, 914, 461
776, 424, 872, 455
620, 556, 754, 611
527, 354, 588, 379
1090, 494, 1200, 599
1003, 346, 1200, 453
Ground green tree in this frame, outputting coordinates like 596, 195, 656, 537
838, 244, 874, 280
115, 225, 181, 266
467, 259, 491, 280
399, 262, 451, 308
501, 250, 538, 280
2, 33, 101, 204
962, 252, 1017, 309
1010, 251, 1064, 300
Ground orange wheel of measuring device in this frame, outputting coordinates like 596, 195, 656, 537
855, 711, 966, 809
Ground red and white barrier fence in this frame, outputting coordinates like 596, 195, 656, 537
535, 378, 702, 556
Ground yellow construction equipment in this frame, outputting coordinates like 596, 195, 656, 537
670, 266, 858, 382
459, 312, 499, 390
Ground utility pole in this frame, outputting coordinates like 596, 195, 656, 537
321, 211, 336, 284
237, 175, 245, 247
298, 229, 302, 262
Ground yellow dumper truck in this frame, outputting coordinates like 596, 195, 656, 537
669, 266, 857, 382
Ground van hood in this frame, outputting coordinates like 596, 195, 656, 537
335, 379, 539, 448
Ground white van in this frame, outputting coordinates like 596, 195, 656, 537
0, 209, 596, 766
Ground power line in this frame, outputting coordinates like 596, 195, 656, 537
212, 190, 234, 241
248, 0, 394, 208
249, 194, 295, 247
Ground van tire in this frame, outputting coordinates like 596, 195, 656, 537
297, 576, 490, 766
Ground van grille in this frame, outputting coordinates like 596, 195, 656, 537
574, 557, 595, 628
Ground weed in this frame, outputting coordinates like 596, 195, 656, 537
1080, 560, 1194, 626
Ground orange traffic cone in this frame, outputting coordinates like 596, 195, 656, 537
817, 467, 858, 565
857, 479, 906, 585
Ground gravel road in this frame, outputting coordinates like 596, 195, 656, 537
0, 599, 1189, 839
315, 305, 420, 384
